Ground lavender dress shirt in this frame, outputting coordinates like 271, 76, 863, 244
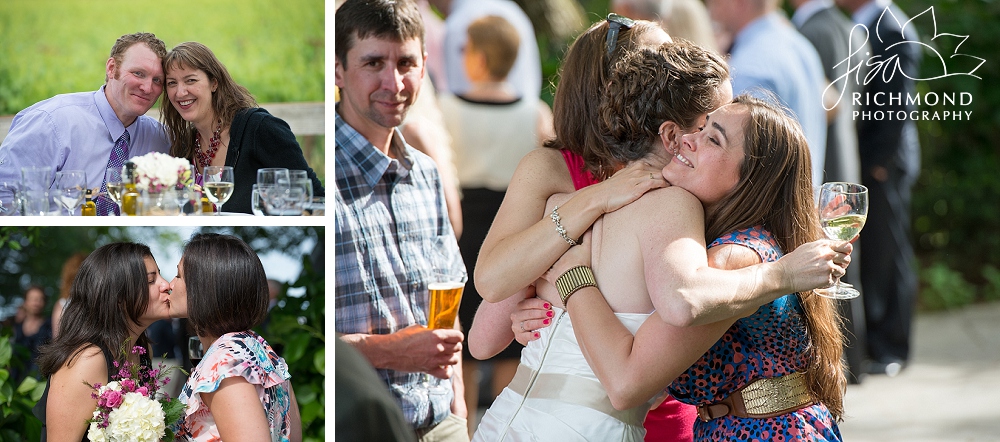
0, 85, 170, 205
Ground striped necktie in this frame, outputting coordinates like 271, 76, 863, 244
97, 130, 130, 215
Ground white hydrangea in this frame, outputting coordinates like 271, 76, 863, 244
129, 152, 192, 193
99, 392, 167, 442
105, 381, 121, 392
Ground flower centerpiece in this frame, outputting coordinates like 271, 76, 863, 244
125, 152, 196, 215
87, 343, 186, 442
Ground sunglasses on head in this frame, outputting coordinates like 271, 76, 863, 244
606, 13, 636, 56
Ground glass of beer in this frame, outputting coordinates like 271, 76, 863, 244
428, 270, 467, 330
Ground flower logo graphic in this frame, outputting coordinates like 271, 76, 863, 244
825, 6, 985, 111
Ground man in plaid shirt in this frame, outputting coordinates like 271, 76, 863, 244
335, 0, 469, 440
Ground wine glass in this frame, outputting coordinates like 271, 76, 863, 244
815, 182, 868, 299
104, 167, 125, 213
54, 170, 87, 215
203, 166, 234, 214
256, 168, 289, 216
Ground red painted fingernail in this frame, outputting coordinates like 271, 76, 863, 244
534, 332, 540, 339
543, 303, 551, 309
546, 310, 554, 317
543, 318, 550, 325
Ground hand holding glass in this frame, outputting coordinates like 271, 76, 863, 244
815, 182, 868, 299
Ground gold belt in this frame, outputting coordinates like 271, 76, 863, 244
696, 372, 813, 422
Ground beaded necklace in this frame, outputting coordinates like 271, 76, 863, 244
194, 123, 222, 170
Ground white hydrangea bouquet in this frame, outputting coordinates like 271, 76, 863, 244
87, 343, 186, 442
126, 152, 194, 193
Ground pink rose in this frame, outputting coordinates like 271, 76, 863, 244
136, 386, 149, 396
121, 379, 136, 392
104, 390, 124, 408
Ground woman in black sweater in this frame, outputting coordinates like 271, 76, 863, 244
160, 42, 324, 214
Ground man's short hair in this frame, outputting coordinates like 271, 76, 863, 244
107, 32, 167, 81
335, 0, 425, 67
467, 15, 520, 81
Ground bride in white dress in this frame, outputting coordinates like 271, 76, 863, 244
472, 305, 653, 441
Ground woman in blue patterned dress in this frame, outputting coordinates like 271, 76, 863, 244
546, 94, 847, 441
167, 233, 302, 441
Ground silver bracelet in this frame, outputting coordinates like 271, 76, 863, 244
550, 205, 579, 246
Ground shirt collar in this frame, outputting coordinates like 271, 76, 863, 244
791, 0, 834, 28
852, 0, 892, 26
95, 85, 130, 141
335, 110, 414, 190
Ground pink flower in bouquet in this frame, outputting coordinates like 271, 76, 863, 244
103, 390, 125, 409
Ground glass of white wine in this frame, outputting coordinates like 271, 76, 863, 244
815, 182, 868, 299
203, 166, 234, 215
105, 167, 125, 213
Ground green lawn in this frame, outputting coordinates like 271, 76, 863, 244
0, 0, 324, 115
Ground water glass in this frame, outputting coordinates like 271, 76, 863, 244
21, 166, 52, 192
251, 184, 265, 216
289, 170, 313, 201
257, 168, 289, 215
21, 190, 60, 216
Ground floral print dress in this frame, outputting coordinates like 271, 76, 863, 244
177, 331, 294, 441
668, 227, 842, 441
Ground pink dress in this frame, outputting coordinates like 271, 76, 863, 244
561, 149, 697, 442
176, 331, 294, 441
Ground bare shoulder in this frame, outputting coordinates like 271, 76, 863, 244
628, 186, 703, 219
51, 345, 107, 390
509, 148, 574, 195
707, 244, 762, 270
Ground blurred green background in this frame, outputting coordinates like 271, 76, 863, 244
0, 0, 325, 180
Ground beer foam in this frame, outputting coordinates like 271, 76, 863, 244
428, 282, 464, 290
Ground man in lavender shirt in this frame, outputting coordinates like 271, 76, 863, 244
0, 32, 171, 213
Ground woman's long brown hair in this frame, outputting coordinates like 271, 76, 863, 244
707, 94, 847, 420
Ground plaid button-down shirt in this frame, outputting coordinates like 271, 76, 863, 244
335, 110, 464, 429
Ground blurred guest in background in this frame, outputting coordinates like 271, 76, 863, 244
611, 0, 718, 52
704, 0, 828, 187
437, 14, 554, 434
52, 252, 87, 338
12, 285, 52, 382
428, 0, 541, 99
836, 0, 922, 377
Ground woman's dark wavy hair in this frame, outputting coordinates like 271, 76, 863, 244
37, 243, 154, 377
183, 233, 269, 338
545, 19, 664, 180
598, 38, 729, 164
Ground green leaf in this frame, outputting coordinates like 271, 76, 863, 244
0, 340, 12, 367
15, 377, 37, 395
312, 348, 325, 374
282, 332, 310, 364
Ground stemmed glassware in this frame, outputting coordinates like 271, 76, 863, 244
203, 166, 234, 215
105, 167, 125, 213
256, 168, 289, 216
815, 182, 868, 299
54, 170, 87, 216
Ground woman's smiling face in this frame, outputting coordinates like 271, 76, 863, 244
662, 102, 746, 210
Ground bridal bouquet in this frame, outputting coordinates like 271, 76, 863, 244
87, 343, 186, 442
126, 152, 194, 193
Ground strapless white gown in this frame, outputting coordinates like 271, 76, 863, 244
471, 307, 653, 442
